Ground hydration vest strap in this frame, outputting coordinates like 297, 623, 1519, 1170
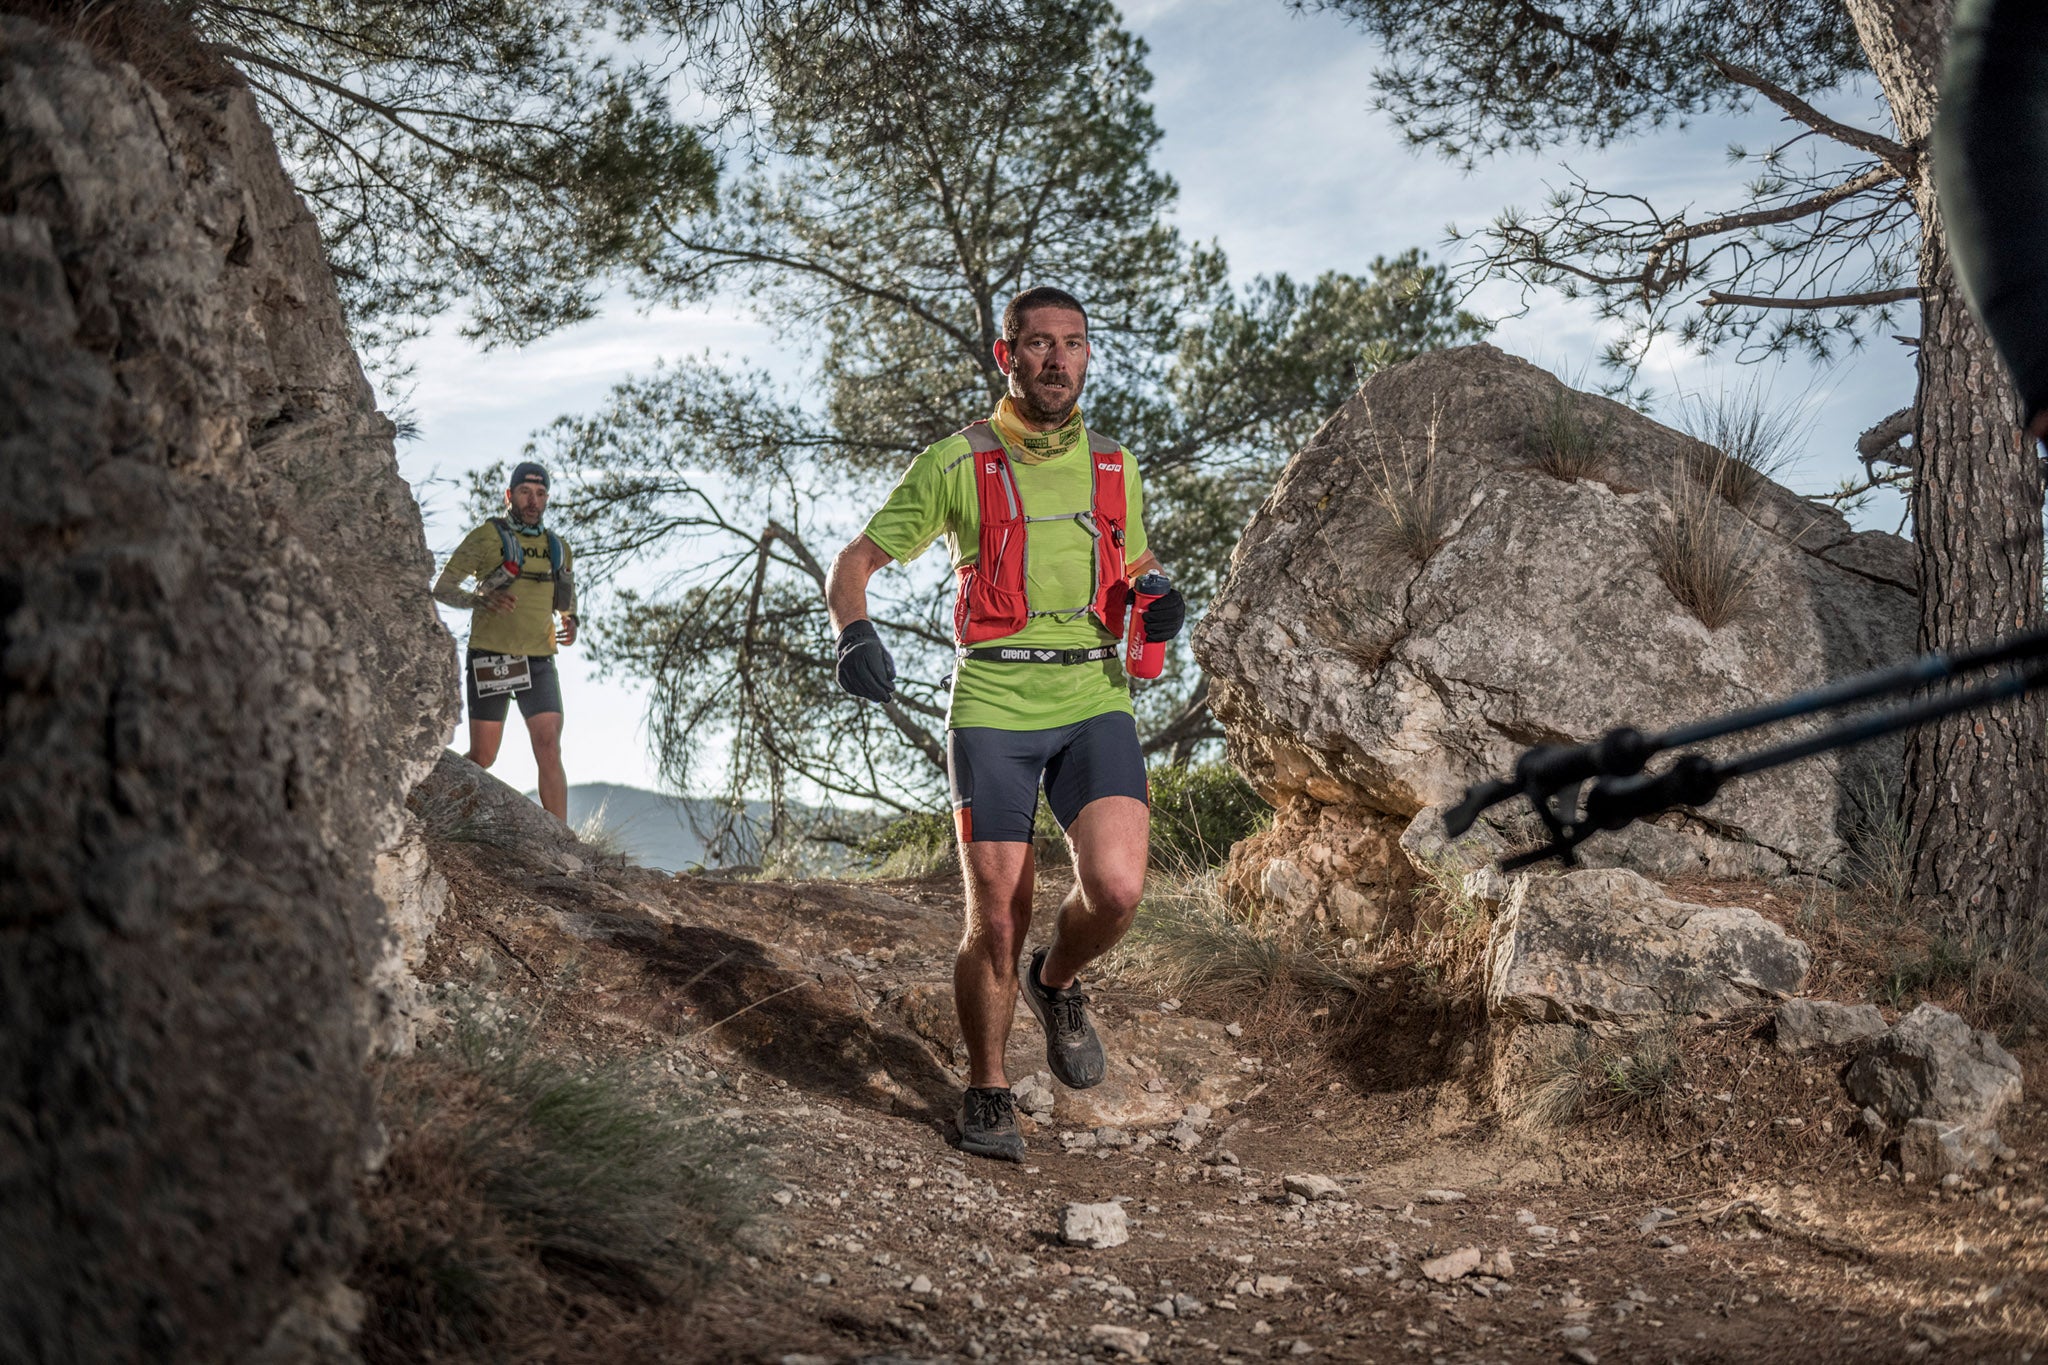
957, 644, 1121, 665
490, 518, 564, 579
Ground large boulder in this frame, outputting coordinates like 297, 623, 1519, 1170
1486, 868, 1811, 1027
1, 17, 452, 1364
1194, 346, 1916, 924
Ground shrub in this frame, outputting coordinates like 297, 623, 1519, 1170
1528, 385, 1609, 481
1648, 467, 1761, 629
1148, 763, 1271, 873
356, 1014, 755, 1362
858, 808, 958, 878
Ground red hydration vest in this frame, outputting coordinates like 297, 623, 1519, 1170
950, 420, 1131, 647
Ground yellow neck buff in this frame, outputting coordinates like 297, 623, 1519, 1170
992, 395, 1085, 465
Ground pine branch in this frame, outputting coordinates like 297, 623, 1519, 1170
1856, 405, 1916, 472
1708, 56, 1910, 170
1649, 164, 1902, 255
1703, 286, 1919, 310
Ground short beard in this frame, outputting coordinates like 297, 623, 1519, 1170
1011, 380, 1080, 428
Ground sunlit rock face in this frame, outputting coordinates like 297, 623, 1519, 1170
0, 15, 452, 1361
1195, 344, 1916, 930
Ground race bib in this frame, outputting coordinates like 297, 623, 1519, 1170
472, 653, 533, 697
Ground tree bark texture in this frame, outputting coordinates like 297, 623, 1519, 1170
1848, 0, 2048, 951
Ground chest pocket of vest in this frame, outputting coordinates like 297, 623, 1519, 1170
955, 451, 1029, 644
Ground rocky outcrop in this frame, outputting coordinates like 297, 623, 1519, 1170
1, 16, 452, 1364
1194, 346, 1916, 925
1846, 1003, 2023, 1176
1485, 869, 1811, 1028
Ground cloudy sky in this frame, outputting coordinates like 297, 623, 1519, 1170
394, 0, 1918, 801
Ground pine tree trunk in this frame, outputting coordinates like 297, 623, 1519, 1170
1850, 0, 2048, 953
1903, 240, 2048, 950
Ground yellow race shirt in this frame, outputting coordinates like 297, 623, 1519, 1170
435, 521, 574, 657
862, 425, 1148, 731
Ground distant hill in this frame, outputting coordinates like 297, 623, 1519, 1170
536, 783, 877, 873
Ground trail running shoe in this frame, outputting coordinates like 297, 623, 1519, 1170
957, 1085, 1025, 1163
1021, 947, 1107, 1089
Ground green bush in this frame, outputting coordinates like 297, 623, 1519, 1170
858, 808, 958, 878
1148, 762, 1270, 873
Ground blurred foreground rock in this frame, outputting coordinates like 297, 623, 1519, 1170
1, 15, 451, 1362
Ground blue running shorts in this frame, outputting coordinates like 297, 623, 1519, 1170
947, 711, 1148, 843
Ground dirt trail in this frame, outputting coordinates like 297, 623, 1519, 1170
407, 834, 2048, 1365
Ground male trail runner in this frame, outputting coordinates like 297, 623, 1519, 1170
432, 462, 579, 821
825, 287, 1187, 1161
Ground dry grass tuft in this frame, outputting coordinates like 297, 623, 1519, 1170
1398, 857, 1496, 1005
356, 1009, 756, 1363
1105, 872, 1370, 1013
1359, 398, 1454, 564
1677, 384, 1804, 510
1527, 385, 1609, 482
1648, 465, 1762, 629
1515, 1025, 1682, 1133
8, 0, 237, 92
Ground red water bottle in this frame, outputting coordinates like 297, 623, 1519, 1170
1125, 571, 1170, 680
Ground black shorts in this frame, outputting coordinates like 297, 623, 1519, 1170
464, 648, 563, 723
947, 711, 1148, 843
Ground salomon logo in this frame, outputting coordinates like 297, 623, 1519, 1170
985, 462, 999, 473
1097, 462, 1120, 472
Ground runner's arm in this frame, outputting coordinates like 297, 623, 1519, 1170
431, 528, 489, 609
826, 534, 895, 633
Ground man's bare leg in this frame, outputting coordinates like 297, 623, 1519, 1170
467, 719, 506, 769
1039, 795, 1150, 989
956, 839, 1035, 1088
528, 711, 567, 822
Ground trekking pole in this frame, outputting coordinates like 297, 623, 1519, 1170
1442, 625, 2048, 869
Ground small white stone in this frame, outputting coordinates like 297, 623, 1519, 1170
1061, 1202, 1130, 1249
1421, 1247, 1483, 1283
1086, 1323, 1150, 1358
1283, 1173, 1344, 1201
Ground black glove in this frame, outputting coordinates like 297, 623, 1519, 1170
835, 619, 896, 703
1141, 587, 1185, 643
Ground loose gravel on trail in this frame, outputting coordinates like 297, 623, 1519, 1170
417, 844, 2048, 1364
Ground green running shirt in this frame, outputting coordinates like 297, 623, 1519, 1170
863, 426, 1149, 731
435, 521, 575, 657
